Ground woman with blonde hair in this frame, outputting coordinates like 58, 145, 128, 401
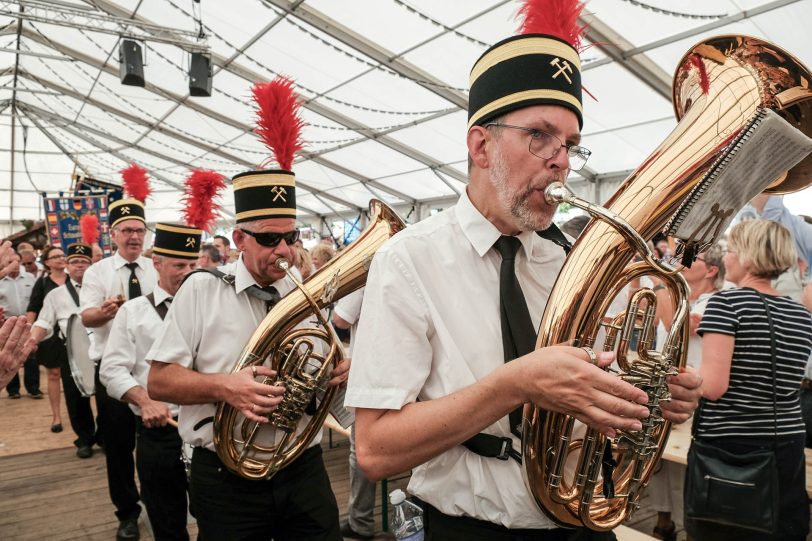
310, 244, 335, 271
687, 220, 812, 541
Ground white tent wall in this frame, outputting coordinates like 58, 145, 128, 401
0, 0, 811, 240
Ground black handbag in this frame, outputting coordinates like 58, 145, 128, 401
684, 289, 780, 534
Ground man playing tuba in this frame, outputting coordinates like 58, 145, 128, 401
345, 0, 702, 539
147, 78, 348, 541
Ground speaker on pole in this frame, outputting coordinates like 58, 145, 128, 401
189, 52, 212, 97
119, 40, 145, 87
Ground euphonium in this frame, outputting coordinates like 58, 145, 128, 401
214, 199, 405, 480
523, 35, 812, 530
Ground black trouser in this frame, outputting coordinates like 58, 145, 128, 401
59, 355, 95, 447
135, 417, 189, 541
94, 364, 140, 521
685, 434, 808, 541
422, 502, 617, 541
5, 353, 41, 395
190, 445, 340, 541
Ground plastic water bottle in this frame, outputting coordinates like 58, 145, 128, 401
389, 489, 424, 541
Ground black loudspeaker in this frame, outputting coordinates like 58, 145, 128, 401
189, 53, 212, 97
119, 40, 145, 87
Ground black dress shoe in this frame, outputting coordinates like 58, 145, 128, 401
116, 517, 140, 540
76, 445, 93, 459
8, 392, 20, 399
340, 520, 375, 540
51, 423, 63, 433
28, 391, 44, 399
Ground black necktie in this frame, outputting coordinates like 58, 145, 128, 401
260, 285, 281, 312
494, 236, 537, 361
125, 262, 142, 299
494, 235, 537, 437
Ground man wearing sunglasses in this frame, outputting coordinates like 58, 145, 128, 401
148, 170, 345, 540
81, 198, 157, 541
344, 1, 702, 538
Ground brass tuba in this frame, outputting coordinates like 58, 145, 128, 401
214, 199, 405, 480
522, 35, 812, 530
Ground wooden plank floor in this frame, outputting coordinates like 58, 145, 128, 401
3, 368, 802, 541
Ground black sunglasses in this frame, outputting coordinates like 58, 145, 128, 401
240, 229, 299, 248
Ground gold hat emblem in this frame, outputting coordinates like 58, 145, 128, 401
550, 57, 573, 84
120, 206, 131, 215
271, 186, 287, 202
76, 246, 86, 253
186, 236, 196, 248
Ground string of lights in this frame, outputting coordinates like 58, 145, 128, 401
619, 0, 727, 20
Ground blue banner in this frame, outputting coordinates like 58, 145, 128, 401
43, 194, 113, 256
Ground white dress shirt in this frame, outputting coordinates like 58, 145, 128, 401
146, 256, 324, 452
0, 272, 36, 316
345, 190, 567, 530
80, 252, 156, 361
334, 287, 364, 355
100, 286, 177, 417
33, 280, 82, 340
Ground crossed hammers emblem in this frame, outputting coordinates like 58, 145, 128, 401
271, 186, 287, 202
550, 58, 573, 84
186, 237, 196, 248
120, 206, 131, 215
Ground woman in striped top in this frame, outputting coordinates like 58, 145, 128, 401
689, 220, 812, 541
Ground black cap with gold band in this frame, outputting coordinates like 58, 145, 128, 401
233, 169, 297, 224
66, 242, 92, 262
108, 198, 146, 229
152, 223, 203, 260
468, 33, 583, 130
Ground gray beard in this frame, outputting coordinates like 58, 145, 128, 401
490, 146, 555, 231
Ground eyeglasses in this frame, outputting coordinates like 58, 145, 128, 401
240, 229, 299, 248
115, 227, 147, 237
45, 254, 66, 261
485, 123, 591, 171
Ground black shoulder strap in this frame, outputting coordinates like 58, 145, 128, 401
145, 292, 169, 321
64, 279, 80, 307
183, 266, 280, 302
183, 267, 235, 287
536, 223, 572, 254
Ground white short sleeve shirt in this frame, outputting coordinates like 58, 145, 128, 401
146, 257, 324, 451
345, 190, 567, 529
80, 252, 156, 361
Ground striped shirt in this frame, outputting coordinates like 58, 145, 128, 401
696, 288, 812, 438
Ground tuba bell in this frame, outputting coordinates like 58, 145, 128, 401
522, 35, 812, 530
213, 199, 405, 480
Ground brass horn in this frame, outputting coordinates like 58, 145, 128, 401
522, 35, 812, 530
213, 200, 405, 480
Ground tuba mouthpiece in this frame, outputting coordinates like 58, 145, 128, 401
275, 257, 291, 272
545, 182, 571, 205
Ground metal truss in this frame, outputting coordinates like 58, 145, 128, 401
0, 0, 210, 52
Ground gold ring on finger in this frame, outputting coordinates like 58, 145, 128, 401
581, 346, 598, 366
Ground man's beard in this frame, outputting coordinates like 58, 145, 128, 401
490, 145, 557, 231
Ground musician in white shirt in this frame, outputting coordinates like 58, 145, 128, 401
101, 223, 201, 541
31, 243, 96, 458
80, 198, 156, 541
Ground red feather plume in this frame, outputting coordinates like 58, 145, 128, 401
80, 214, 100, 245
120, 163, 151, 203
181, 169, 226, 232
519, 0, 588, 52
251, 77, 305, 171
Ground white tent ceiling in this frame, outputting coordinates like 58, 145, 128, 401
1, 0, 811, 235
